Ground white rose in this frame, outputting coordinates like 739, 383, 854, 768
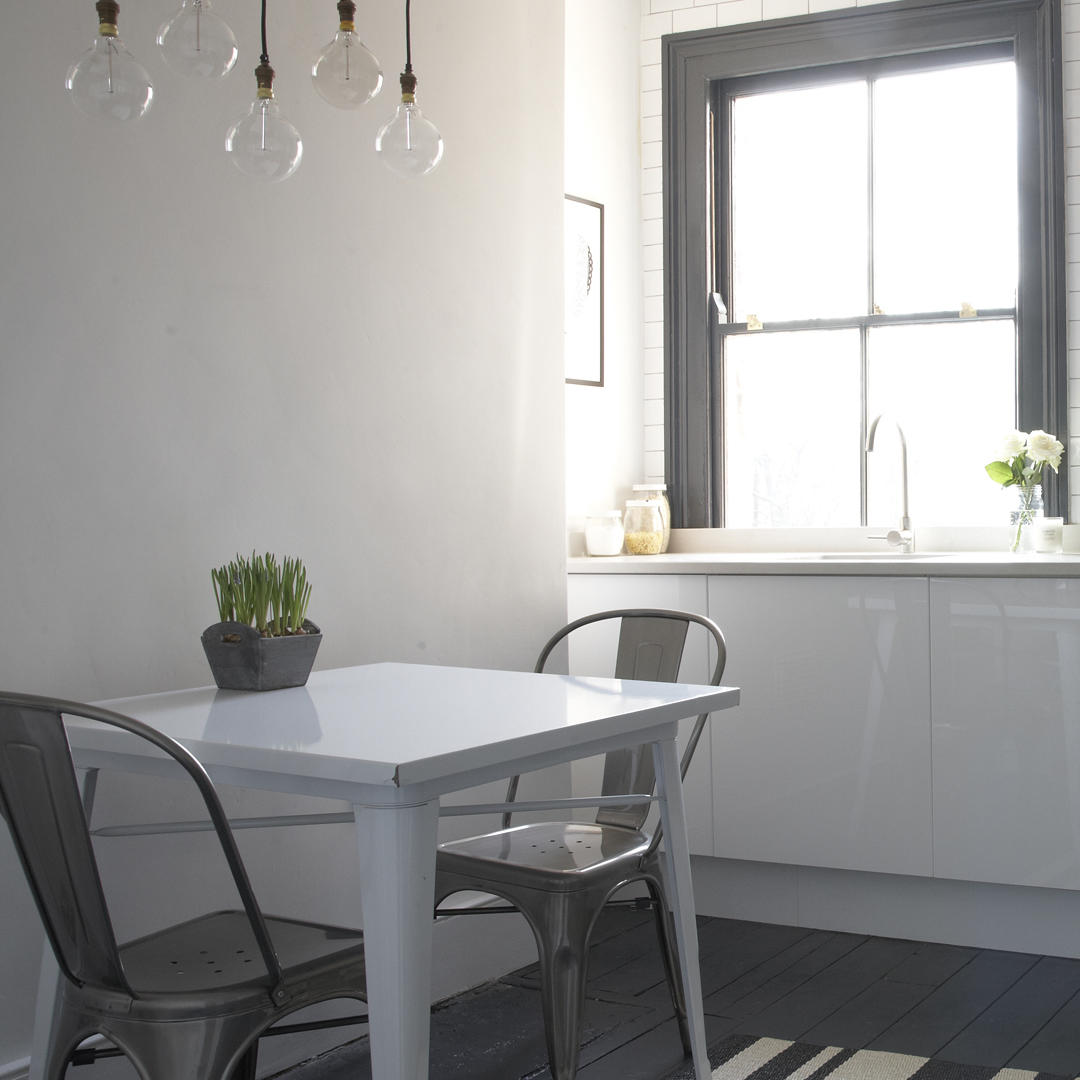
1026, 430, 1064, 470
998, 430, 1027, 461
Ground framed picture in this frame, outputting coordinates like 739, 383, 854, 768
564, 194, 604, 386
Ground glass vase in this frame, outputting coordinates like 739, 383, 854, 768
1009, 483, 1043, 553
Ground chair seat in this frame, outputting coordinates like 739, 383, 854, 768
437, 821, 650, 892
117, 911, 365, 1013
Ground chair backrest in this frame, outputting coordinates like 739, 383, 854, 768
0, 692, 284, 995
527, 608, 727, 833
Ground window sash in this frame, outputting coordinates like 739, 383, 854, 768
719, 313, 1019, 527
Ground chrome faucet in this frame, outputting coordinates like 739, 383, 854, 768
865, 414, 913, 553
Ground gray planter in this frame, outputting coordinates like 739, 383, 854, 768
201, 620, 322, 692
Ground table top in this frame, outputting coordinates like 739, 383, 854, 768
91, 663, 739, 795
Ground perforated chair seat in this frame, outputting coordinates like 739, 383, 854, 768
117, 911, 365, 1004
438, 822, 650, 891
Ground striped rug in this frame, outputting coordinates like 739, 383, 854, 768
663, 1033, 1078, 1080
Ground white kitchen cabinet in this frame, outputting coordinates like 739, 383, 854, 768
707, 575, 932, 876
566, 574, 715, 854
931, 577, 1080, 889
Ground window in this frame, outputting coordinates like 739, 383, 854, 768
662, 0, 1066, 528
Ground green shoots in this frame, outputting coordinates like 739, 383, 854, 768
211, 553, 313, 636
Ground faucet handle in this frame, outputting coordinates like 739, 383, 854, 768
869, 529, 913, 553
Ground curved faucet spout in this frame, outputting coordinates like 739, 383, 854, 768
866, 414, 911, 534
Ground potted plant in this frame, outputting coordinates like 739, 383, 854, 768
201, 552, 321, 691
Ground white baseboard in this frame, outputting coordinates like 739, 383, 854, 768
691, 854, 1080, 959
0, 1057, 28, 1080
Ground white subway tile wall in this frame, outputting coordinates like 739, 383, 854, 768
641, 0, 1080, 522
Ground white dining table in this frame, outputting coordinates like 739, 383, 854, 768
35, 662, 739, 1080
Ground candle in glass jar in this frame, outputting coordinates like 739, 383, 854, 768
584, 512, 625, 556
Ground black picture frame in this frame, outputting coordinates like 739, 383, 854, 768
564, 194, 604, 386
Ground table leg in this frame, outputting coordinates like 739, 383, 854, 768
352, 798, 440, 1080
652, 738, 711, 1080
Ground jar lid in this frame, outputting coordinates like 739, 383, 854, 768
632, 483, 667, 492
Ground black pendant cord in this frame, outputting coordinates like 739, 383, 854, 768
259, 0, 269, 65
404, 0, 412, 74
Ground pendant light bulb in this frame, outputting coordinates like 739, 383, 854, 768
375, 71, 443, 178
157, 0, 238, 80
312, 0, 382, 109
66, 0, 153, 123
225, 62, 303, 182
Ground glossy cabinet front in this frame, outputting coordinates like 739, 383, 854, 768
931, 577, 1080, 889
707, 575, 932, 875
568, 570, 1080, 889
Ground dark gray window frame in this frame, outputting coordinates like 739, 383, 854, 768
662, 0, 1066, 528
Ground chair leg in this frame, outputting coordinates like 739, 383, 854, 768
229, 1043, 259, 1080
522, 891, 600, 1080
37, 1006, 90, 1080
100, 1015, 266, 1080
647, 880, 692, 1056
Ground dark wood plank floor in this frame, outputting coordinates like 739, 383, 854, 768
276, 910, 1080, 1080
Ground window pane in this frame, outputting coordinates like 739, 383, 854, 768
725, 330, 861, 527
866, 321, 1016, 528
731, 82, 868, 323
873, 62, 1017, 314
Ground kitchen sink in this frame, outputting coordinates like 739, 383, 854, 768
796, 552, 945, 560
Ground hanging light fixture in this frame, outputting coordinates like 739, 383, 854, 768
157, 0, 238, 80
375, 0, 443, 178
224, 0, 302, 182
66, 0, 154, 123
65, 0, 452, 182
312, 0, 382, 109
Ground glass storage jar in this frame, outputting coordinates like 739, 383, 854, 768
623, 500, 664, 556
584, 511, 625, 556
632, 483, 671, 552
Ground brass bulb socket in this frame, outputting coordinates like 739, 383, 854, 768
95, 0, 120, 26
254, 60, 276, 93
98, 22, 118, 35
339, 20, 355, 31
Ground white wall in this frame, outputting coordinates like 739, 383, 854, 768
0, 0, 565, 1068
563, 0, 644, 554
638, 0, 1080, 523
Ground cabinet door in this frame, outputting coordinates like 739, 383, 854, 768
709, 575, 932, 876
566, 574, 714, 854
931, 577, 1080, 889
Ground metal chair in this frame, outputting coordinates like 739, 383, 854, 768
0, 692, 367, 1080
434, 608, 727, 1080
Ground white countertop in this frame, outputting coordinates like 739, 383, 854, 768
569, 551, 1080, 577
568, 525, 1080, 576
